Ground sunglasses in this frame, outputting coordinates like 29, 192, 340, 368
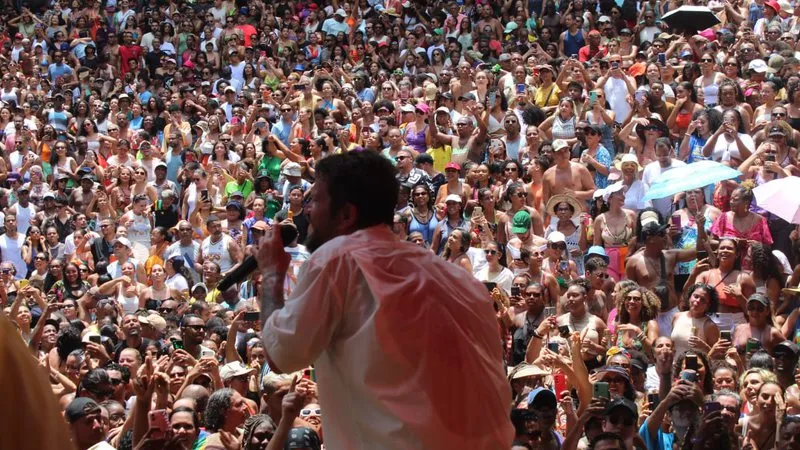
700, 58, 714, 63
484, 249, 498, 255
300, 408, 321, 417
550, 243, 566, 249
747, 304, 766, 312
395, 156, 409, 161
183, 324, 206, 331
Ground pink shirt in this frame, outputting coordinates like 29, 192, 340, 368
263, 225, 513, 449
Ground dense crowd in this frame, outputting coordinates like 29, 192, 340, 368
2, 0, 800, 449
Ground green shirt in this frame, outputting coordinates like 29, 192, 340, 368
224, 179, 254, 200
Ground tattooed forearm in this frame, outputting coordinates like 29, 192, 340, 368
260, 271, 286, 328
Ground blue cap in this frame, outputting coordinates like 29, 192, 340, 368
527, 387, 556, 409
585, 245, 610, 264
680, 50, 693, 58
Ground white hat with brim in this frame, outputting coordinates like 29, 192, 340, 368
602, 182, 626, 202
219, 361, 256, 380
614, 153, 642, 171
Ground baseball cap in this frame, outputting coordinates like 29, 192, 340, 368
604, 398, 638, 417
511, 211, 532, 234
399, 104, 415, 113
774, 340, 800, 357
527, 387, 557, 409
444, 162, 461, 171
584, 245, 610, 264
219, 361, 256, 380
335, 8, 347, 17
747, 293, 769, 307
113, 237, 132, 249
252, 221, 269, 231
445, 194, 462, 204
748, 59, 772, 73
65, 398, 101, 423
145, 314, 167, 333
192, 283, 208, 295
552, 139, 569, 152
548, 231, 566, 244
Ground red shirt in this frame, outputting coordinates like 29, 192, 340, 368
118, 44, 143, 77
578, 45, 607, 62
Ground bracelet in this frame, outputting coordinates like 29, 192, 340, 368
531, 330, 543, 340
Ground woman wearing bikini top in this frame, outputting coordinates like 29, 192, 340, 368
695, 238, 756, 333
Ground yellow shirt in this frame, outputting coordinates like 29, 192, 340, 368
533, 83, 561, 108
427, 145, 453, 173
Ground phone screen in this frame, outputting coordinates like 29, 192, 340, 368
243, 312, 260, 322
685, 354, 698, 370
593, 382, 610, 399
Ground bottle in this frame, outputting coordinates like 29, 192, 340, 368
287, 209, 294, 222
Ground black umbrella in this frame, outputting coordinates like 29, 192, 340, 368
661, 6, 721, 32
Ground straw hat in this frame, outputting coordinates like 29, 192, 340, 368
614, 153, 642, 171
545, 193, 583, 218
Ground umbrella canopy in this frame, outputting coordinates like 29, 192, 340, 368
642, 160, 741, 201
661, 6, 721, 32
753, 176, 800, 224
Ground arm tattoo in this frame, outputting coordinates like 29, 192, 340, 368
260, 271, 286, 328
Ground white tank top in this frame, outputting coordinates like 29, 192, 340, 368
201, 235, 234, 273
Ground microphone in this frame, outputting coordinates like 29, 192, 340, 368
215, 223, 299, 292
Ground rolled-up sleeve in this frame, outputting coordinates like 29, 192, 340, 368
262, 256, 345, 373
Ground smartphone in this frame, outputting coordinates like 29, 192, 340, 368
647, 393, 660, 410
697, 250, 708, 261
658, 53, 666, 66
703, 401, 723, 415
171, 338, 184, 351
681, 370, 699, 382
200, 189, 209, 202
303, 367, 316, 382
510, 286, 521, 297
671, 215, 681, 228
280, 224, 299, 245
89, 335, 102, 344
547, 342, 560, 353
558, 325, 570, 337
200, 349, 216, 358
517, 83, 526, 94
766, 154, 776, 162
256, 121, 266, 129
483, 281, 498, 292
589, 91, 597, 106
148, 409, 170, 440
720, 330, 732, 341
554, 373, 568, 400
685, 354, 698, 371
559, 260, 569, 272
746, 338, 762, 353
593, 382, 610, 399
611, 61, 620, 70
18, 279, 29, 289
543, 306, 556, 317
488, 91, 497, 109
243, 311, 260, 322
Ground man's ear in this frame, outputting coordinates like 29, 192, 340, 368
337, 203, 359, 233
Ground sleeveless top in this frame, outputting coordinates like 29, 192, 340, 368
671, 314, 709, 357
408, 211, 439, 246
702, 82, 719, 107
48, 109, 69, 132
201, 234, 235, 272
706, 269, 739, 309
117, 287, 140, 314
405, 124, 428, 153
436, 218, 468, 255
563, 30, 584, 57
551, 115, 576, 140
451, 139, 470, 165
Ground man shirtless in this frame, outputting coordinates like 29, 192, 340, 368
542, 139, 596, 209
626, 221, 700, 310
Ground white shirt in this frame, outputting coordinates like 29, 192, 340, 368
262, 226, 513, 449
0, 232, 26, 279
475, 265, 515, 295
642, 159, 687, 218
711, 133, 755, 162
615, 180, 647, 211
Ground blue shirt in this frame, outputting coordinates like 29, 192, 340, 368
357, 87, 376, 103
583, 145, 612, 189
270, 118, 293, 146
48, 63, 73, 83
639, 419, 674, 450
